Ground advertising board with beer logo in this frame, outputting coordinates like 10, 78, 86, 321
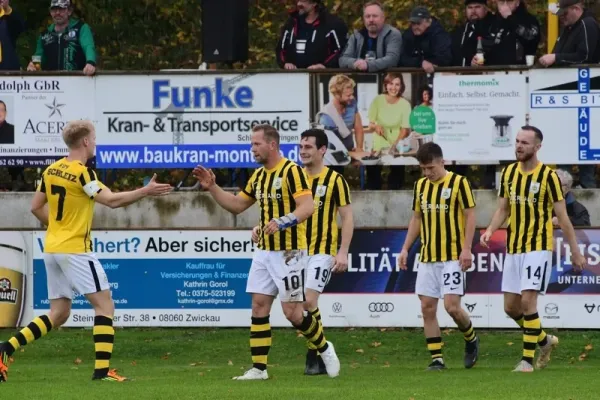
0, 232, 27, 328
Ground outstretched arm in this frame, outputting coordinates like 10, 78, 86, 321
95, 173, 172, 209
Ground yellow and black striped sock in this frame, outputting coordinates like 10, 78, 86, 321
306, 308, 322, 350
6, 315, 53, 356
295, 313, 328, 353
426, 337, 443, 361
250, 316, 271, 371
538, 329, 548, 347
93, 316, 115, 378
512, 314, 524, 328
460, 321, 476, 343
522, 313, 541, 364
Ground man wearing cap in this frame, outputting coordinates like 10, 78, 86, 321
339, 1, 402, 72
451, 0, 496, 67
539, 0, 599, 190
538, 0, 600, 67
399, 6, 452, 73
276, 0, 348, 70
0, 0, 25, 71
27, 0, 96, 76
485, 0, 540, 66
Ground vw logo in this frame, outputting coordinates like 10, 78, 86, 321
332, 302, 342, 313
545, 303, 558, 315
369, 302, 394, 312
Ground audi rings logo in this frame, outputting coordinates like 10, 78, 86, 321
332, 302, 342, 313
369, 302, 394, 312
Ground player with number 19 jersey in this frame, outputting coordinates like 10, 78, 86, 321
38, 158, 105, 253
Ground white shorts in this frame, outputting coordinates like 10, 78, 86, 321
43, 253, 110, 300
501, 251, 552, 295
305, 254, 334, 293
415, 261, 465, 299
246, 249, 307, 303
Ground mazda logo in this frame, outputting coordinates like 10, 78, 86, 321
369, 302, 394, 312
545, 303, 558, 315
585, 303, 597, 314
332, 302, 342, 313
465, 303, 476, 313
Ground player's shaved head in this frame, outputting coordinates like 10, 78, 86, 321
253, 124, 280, 146
63, 120, 95, 149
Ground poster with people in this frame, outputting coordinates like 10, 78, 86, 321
312, 72, 435, 167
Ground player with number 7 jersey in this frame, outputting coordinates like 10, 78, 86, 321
0, 120, 173, 384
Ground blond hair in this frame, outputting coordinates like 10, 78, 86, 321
62, 120, 94, 149
328, 74, 356, 97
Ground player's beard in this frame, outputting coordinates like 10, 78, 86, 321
516, 150, 534, 162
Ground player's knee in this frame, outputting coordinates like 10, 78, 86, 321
49, 309, 70, 327
444, 303, 461, 319
421, 301, 437, 320
282, 305, 303, 325
504, 303, 520, 318
251, 299, 271, 317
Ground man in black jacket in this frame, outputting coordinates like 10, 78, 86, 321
0, 0, 25, 71
539, 0, 600, 67
276, 0, 348, 70
485, 0, 540, 66
451, 0, 496, 66
399, 6, 452, 73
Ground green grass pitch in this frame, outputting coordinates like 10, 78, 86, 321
1, 327, 599, 399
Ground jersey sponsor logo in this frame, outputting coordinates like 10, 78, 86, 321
368, 302, 394, 312
421, 202, 449, 211
509, 192, 537, 204
255, 190, 282, 200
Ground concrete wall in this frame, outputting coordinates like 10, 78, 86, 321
2, 189, 598, 229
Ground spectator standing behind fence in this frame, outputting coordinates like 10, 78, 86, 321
538, 0, 599, 189
484, 0, 540, 66
539, 0, 599, 67
338, 1, 402, 72
553, 169, 590, 227
276, 0, 348, 70
451, 0, 495, 67
399, 7, 452, 74
27, 0, 96, 76
0, 0, 24, 71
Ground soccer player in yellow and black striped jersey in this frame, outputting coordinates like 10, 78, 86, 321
193, 124, 341, 381
398, 142, 480, 371
251, 129, 353, 375
481, 126, 587, 372
0, 120, 172, 383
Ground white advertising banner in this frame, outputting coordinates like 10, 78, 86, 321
433, 73, 528, 161
93, 73, 310, 169
529, 67, 600, 163
0, 77, 95, 167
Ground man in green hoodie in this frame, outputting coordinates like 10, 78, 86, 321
27, 0, 96, 75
